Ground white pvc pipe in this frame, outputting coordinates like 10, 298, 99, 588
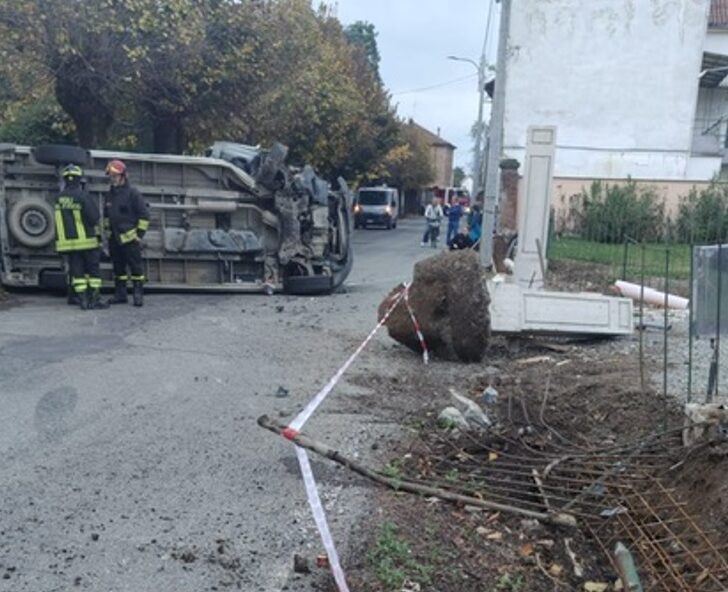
614, 280, 689, 310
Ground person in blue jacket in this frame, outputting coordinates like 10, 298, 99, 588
468, 204, 483, 246
446, 199, 463, 246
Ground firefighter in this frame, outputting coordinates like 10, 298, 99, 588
54, 164, 108, 310
104, 159, 149, 307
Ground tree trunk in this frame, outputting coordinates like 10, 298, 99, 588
152, 115, 185, 154
55, 75, 113, 149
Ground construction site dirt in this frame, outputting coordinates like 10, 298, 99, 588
315, 263, 728, 592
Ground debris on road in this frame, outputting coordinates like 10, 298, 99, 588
293, 553, 310, 574
379, 250, 490, 362
437, 407, 469, 430
448, 387, 491, 428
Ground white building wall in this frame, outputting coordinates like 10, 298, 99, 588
503, 0, 713, 180
704, 28, 728, 55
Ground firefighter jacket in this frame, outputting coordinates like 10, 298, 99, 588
104, 183, 150, 244
54, 184, 100, 252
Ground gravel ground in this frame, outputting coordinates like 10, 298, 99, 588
0, 219, 438, 592
638, 306, 728, 406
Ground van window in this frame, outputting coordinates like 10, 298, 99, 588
358, 190, 389, 205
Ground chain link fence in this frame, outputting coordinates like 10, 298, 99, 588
544, 179, 728, 408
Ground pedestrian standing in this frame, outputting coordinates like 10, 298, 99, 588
421, 197, 444, 247
446, 199, 464, 246
54, 165, 108, 310
104, 160, 150, 307
468, 204, 483, 249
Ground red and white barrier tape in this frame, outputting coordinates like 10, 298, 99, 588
287, 283, 410, 434
279, 282, 426, 592
403, 287, 429, 364
295, 447, 350, 591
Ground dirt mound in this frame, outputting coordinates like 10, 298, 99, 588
379, 250, 490, 362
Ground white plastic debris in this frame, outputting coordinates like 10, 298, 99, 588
449, 388, 492, 428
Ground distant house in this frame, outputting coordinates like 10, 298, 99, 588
403, 119, 456, 214
406, 119, 456, 188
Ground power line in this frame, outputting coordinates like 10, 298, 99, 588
391, 73, 477, 96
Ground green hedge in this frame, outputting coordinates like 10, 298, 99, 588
571, 180, 665, 243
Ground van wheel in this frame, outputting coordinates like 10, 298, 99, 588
8, 197, 56, 248
386, 219, 392, 230
33, 144, 89, 167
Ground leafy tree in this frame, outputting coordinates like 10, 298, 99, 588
0, 96, 75, 145
0, 0, 401, 182
369, 121, 433, 190
114, 0, 266, 152
245, 2, 399, 180
344, 21, 381, 82
453, 166, 465, 187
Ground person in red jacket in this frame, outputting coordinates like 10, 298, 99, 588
104, 159, 150, 307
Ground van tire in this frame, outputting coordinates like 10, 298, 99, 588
284, 274, 334, 295
33, 144, 89, 167
8, 197, 56, 248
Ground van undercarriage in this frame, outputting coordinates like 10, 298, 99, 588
0, 143, 353, 294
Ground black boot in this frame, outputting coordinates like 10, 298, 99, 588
89, 289, 109, 310
107, 280, 128, 304
67, 289, 80, 306
78, 291, 90, 311
132, 280, 144, 307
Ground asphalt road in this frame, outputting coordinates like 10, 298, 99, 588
0, 218, 436, 592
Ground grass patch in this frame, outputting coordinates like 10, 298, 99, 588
368, 522, 433, 590
495, 573, 525, 591
549, 237, 692, 280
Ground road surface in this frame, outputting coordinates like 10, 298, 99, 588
0, 218, 436, 591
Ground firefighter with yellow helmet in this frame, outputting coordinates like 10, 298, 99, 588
104, 159, 149, 307
54, 164, 108, 310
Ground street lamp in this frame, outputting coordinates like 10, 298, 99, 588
447, 55, 487, 199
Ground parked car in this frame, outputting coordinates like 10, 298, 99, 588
353, 186, 399, 229
0, 142, 353, 295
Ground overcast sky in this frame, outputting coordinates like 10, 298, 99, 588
322, 0, 499, 173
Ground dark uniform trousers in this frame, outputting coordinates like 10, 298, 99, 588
109, 236, 144, 283
67, 249, 102, 293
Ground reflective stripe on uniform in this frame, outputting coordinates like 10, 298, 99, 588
56, 237, 99, 252
55, 200, 99, 252
116, 274, 129, 281
119, 228, 138, 244
137, 219, 150, 231
130, 274, 145, 282
72, 277, 89, 293
88, 277, 102, 289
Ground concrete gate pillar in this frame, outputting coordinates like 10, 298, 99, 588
514, 126, 556, 290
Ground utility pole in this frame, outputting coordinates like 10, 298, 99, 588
447, 55, 487, 198
472, 58, 487, 200
481, 0, 510, 268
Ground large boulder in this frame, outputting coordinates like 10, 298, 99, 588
378, 250, 490, 362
